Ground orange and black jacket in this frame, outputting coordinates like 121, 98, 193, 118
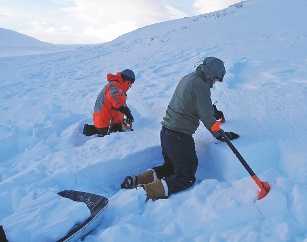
93, 73, 131, 129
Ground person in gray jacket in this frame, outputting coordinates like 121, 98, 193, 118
121, 57, 239, 200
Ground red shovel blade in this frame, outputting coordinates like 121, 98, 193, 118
252, 175, 271, 200
257, 181, 271, 200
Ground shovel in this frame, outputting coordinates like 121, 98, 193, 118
222, 132, 271, 200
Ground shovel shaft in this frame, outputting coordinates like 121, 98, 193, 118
223, 134, 256, 177
221, 133, 270, 200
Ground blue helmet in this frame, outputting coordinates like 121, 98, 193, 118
121, 69, 135, 83
202, 57, 226, 82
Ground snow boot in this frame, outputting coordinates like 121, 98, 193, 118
143, 179, 168, 201
83, 124, 98, 136
121, 169, 157, 189
137, 169, 157, 185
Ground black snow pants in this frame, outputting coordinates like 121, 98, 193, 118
153, 126, 198, 195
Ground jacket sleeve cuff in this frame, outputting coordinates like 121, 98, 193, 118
210, 121, 221, 133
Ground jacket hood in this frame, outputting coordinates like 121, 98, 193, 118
107, 73, 124, 83
196, 64, 214, 88
196, 57, 226, 84
107, 73, 130, 92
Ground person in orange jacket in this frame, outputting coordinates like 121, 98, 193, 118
83, 69, 135, 137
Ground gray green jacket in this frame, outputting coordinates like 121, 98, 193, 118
162, 65, 217, 135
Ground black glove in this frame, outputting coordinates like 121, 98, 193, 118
215, 130, 240, 142
96, 128, 109, 137
121, 176, 137, 189
213, 104, 225, 123
109, 123, 123, 133
213, 129, 225, 141
118, 106, 134, 124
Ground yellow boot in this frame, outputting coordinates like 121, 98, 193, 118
143, 179, 168, 201
137, 169, 157, 185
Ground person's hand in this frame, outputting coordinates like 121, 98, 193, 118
213, 129, 225, 141
118, 106, 134, 124
225, 132, 240, 140
213, 104, 225, 123
215, 130, 240, 142
109, 123, 123, 133
96, 128, 108, 137
125, 112, 134, 125
121, 176, 137, 189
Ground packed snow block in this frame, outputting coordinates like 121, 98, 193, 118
97, 224, 161, 242
63, 121, 95, 147
0, 125, 18, 162
198, 142, 248, 181
280, 144, 307, 183
291, 185, 307, 228
255, 188, 288, 218
202, 140, 279, 182
2, 191, 90, 242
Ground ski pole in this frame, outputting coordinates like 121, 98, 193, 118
222, 133, 270, 200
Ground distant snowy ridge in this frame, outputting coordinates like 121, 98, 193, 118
0, 28, 78, 57
0, 28, 52, 48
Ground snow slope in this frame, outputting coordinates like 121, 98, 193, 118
1, 0, 307, 241
0, 28, 78, 57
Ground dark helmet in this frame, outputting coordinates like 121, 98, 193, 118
202, 57, 226, 82
121, 69, 135, 83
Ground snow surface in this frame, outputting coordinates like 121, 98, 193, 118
1, 0, 307, 241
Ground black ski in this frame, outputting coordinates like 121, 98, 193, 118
57, 190, 108, 242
